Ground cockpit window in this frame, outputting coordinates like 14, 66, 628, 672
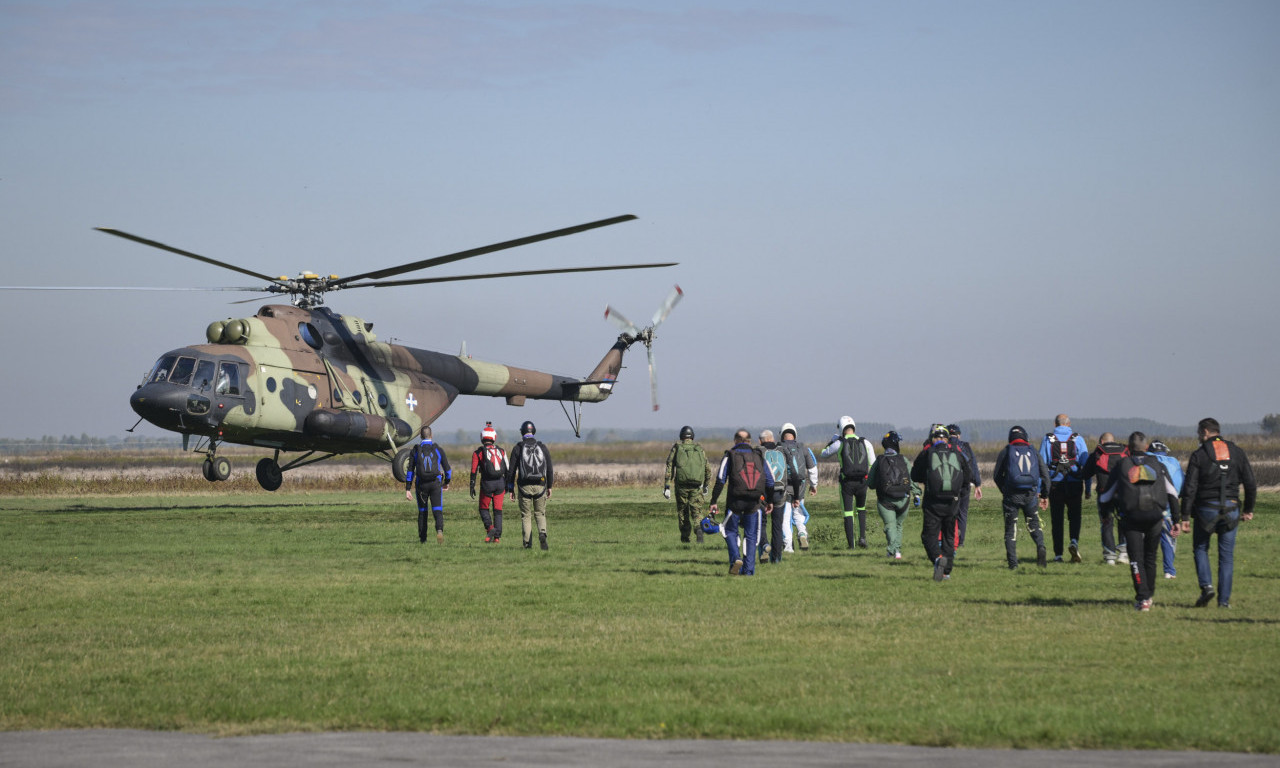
147, 355, 179, 384
215, 362, 241, 396
193, 360, 215, 390
169, 357, 197, 386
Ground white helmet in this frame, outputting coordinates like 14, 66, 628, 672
837, 416, 855, 433
780, 422, 797, 439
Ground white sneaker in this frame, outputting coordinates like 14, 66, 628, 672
1118, 551, 1130, 565
894, 551, 902, 560
782, 546, 794, 553
799, 535, 809, 550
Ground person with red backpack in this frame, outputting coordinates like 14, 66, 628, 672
708, 429, 776, 576
1080, 432, 1130, 565
1038, 414, 1089, 563
470, 422, 509, 544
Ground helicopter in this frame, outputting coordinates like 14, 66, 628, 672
5, 215, 682, 490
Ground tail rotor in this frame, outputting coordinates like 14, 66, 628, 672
603, 284, 682, 412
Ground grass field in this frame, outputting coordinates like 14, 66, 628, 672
1, 485, 1277, 752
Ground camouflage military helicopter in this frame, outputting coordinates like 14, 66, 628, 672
14, 215, 681, 490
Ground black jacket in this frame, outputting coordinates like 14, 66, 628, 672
1180, 437, 1257, 518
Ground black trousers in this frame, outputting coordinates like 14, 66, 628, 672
1123, 518, 1163, 602
1048, 481, 1083, 556
768, 489, 787, 562
920, 497, 958, 573
415, 482, 445, 540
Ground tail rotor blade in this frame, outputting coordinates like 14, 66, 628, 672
647, 344, 659, 412
604, 305, 640, 336
651, 284, 683, 327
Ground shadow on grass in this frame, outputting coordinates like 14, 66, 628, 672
964, 596, 1133, 608
1178, 615, 1280, 625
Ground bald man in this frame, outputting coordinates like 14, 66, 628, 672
1039, 414, 1089, 562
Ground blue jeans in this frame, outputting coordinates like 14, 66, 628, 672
1192, 502, 1239, 605
724, 505, 761, 576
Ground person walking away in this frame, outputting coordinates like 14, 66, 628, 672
1147, 440, 1184, 579
664, 425, 713, 544
507, 420, 554, 550
759, 430, 790, 563
820, 416, 878, 549
866, 431, 918, 560
946, 425, 983, 549
405, 425, 452, 544
1080, 433, 1129, 565
708, 429, 775, 576
777, 423, 818, 557
992, 426, 1050, 569
911, 425, 972, 581
1180, 418, 1257, 609
470, 422, 509, 543
1099, 432, 1181, 611
1039, 414, 1089, 562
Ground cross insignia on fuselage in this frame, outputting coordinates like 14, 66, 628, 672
406, 393, 418, 411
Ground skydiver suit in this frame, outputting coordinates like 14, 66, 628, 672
777, 437, 818, 555
471, 441, 509, 542
911, 437, 972, 577
709, 442, 774, 576
821, 432, 878, 548
406, 439, 452, 543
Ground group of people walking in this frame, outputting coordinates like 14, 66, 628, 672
665, 415, 1259, 610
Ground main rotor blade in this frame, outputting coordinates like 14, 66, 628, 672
333, 214, 638, 285
95, 228, 286, 285
603, 305, 640, 336
651, 284, 683, 327
346, 261, 675, 290
0, 285, 265, 292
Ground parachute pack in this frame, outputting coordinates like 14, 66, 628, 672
1116, 456, 1166, 523
1047, 432, 1079, 476
519, 442, 547, 483
1004, 443, 1039, 492
671, 443, 706, 487
840, 436, 870, 481
727, 447, 766, 498
875, 453, 912, 500
763, 446, 790, 491
416, 443, 443, 481
1094, 442, 1129, 475
925, 443, 965, 501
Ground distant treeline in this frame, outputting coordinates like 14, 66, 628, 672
1, 417, 1262, 453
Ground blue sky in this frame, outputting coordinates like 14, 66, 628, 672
2, 0, 1277, 440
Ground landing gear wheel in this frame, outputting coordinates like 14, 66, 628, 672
202, 458, 217, 482
211, 455, 232, 482
392, 444, 414, 483
256, 457, 284, 492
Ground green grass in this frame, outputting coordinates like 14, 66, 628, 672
1, 487, 1277, 752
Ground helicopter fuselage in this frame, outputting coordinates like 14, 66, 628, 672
129, 304, 625, 477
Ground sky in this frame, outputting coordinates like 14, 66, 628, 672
2, 0, 1278, 442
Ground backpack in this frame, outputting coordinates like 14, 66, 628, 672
763, 446, 789, 491
477, 444, 506, 481
1116, 455, 1166, 523
519, 441, 547, 482
875, 453, 912, 500
840, 436, 870, 480
1095, 442, 1128, 475
778, 442, 804, 486
416, 442, 442, 481
672, 443, 706, 487
925, 443, 965, 501
1004, 443, 1038, 492
726, 447, 766, 498
1047, 432, 1079, 476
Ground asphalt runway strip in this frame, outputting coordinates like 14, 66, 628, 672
2, 732, 1277, 768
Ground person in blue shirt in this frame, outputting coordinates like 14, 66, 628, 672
1039, 414, 1089, 562
405, 425, 452, 544
993, 426, 1050, 569
1147, 440, 1184, 580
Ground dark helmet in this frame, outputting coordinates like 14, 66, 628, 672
520, 420, 536, 436
930, 424, 950, 440
947, 424, 961, 436
1008, 425, 1028, 443
679, 425, 694, 440
881, 430, 901, 451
